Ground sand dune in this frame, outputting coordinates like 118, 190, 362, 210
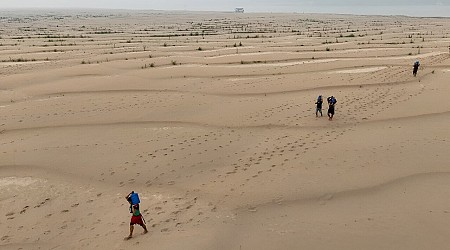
1, 10, 450, 250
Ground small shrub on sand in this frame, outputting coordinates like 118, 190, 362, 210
171, 60, 177, 65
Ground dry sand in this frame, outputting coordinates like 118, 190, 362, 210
1, 10, 450, 250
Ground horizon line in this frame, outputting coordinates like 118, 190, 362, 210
0, 7, 449, 18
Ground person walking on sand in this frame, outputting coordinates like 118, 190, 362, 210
125, 192, 148, 240
327, 96, 337, 121
413, 60, 420, 77
315, 95, 323, 117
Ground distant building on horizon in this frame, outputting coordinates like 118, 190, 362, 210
235, 8, 244, 13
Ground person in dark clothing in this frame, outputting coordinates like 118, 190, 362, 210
315, 95, 323, 117
413, 61, 420, 77
327, 96, 337, 121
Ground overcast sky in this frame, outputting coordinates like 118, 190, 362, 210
1, 0, 449, 16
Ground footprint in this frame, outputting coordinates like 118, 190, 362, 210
19, 206, 29, 214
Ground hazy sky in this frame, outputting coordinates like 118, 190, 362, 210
1, 0, 450, 16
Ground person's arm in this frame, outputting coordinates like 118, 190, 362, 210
125, 192, 133, 200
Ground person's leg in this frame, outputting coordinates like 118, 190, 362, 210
141, 224, 148, 234
320, 109, 322, 116
128, 224, 134, 238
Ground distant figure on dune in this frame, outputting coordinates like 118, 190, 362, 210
327, 96, 337, 121
413, 60, 420, 77
315, 95, 323, 117
125, 191, 148, 240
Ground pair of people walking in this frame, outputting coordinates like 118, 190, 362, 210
315, 95, 337, 120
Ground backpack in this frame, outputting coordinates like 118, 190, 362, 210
332, 97, 337, 104
328, 96, 336, 105
130, 192, 140, 205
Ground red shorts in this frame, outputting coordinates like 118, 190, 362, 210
130, 215, 144, 226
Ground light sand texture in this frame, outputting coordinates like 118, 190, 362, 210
1, 10, 450, 250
